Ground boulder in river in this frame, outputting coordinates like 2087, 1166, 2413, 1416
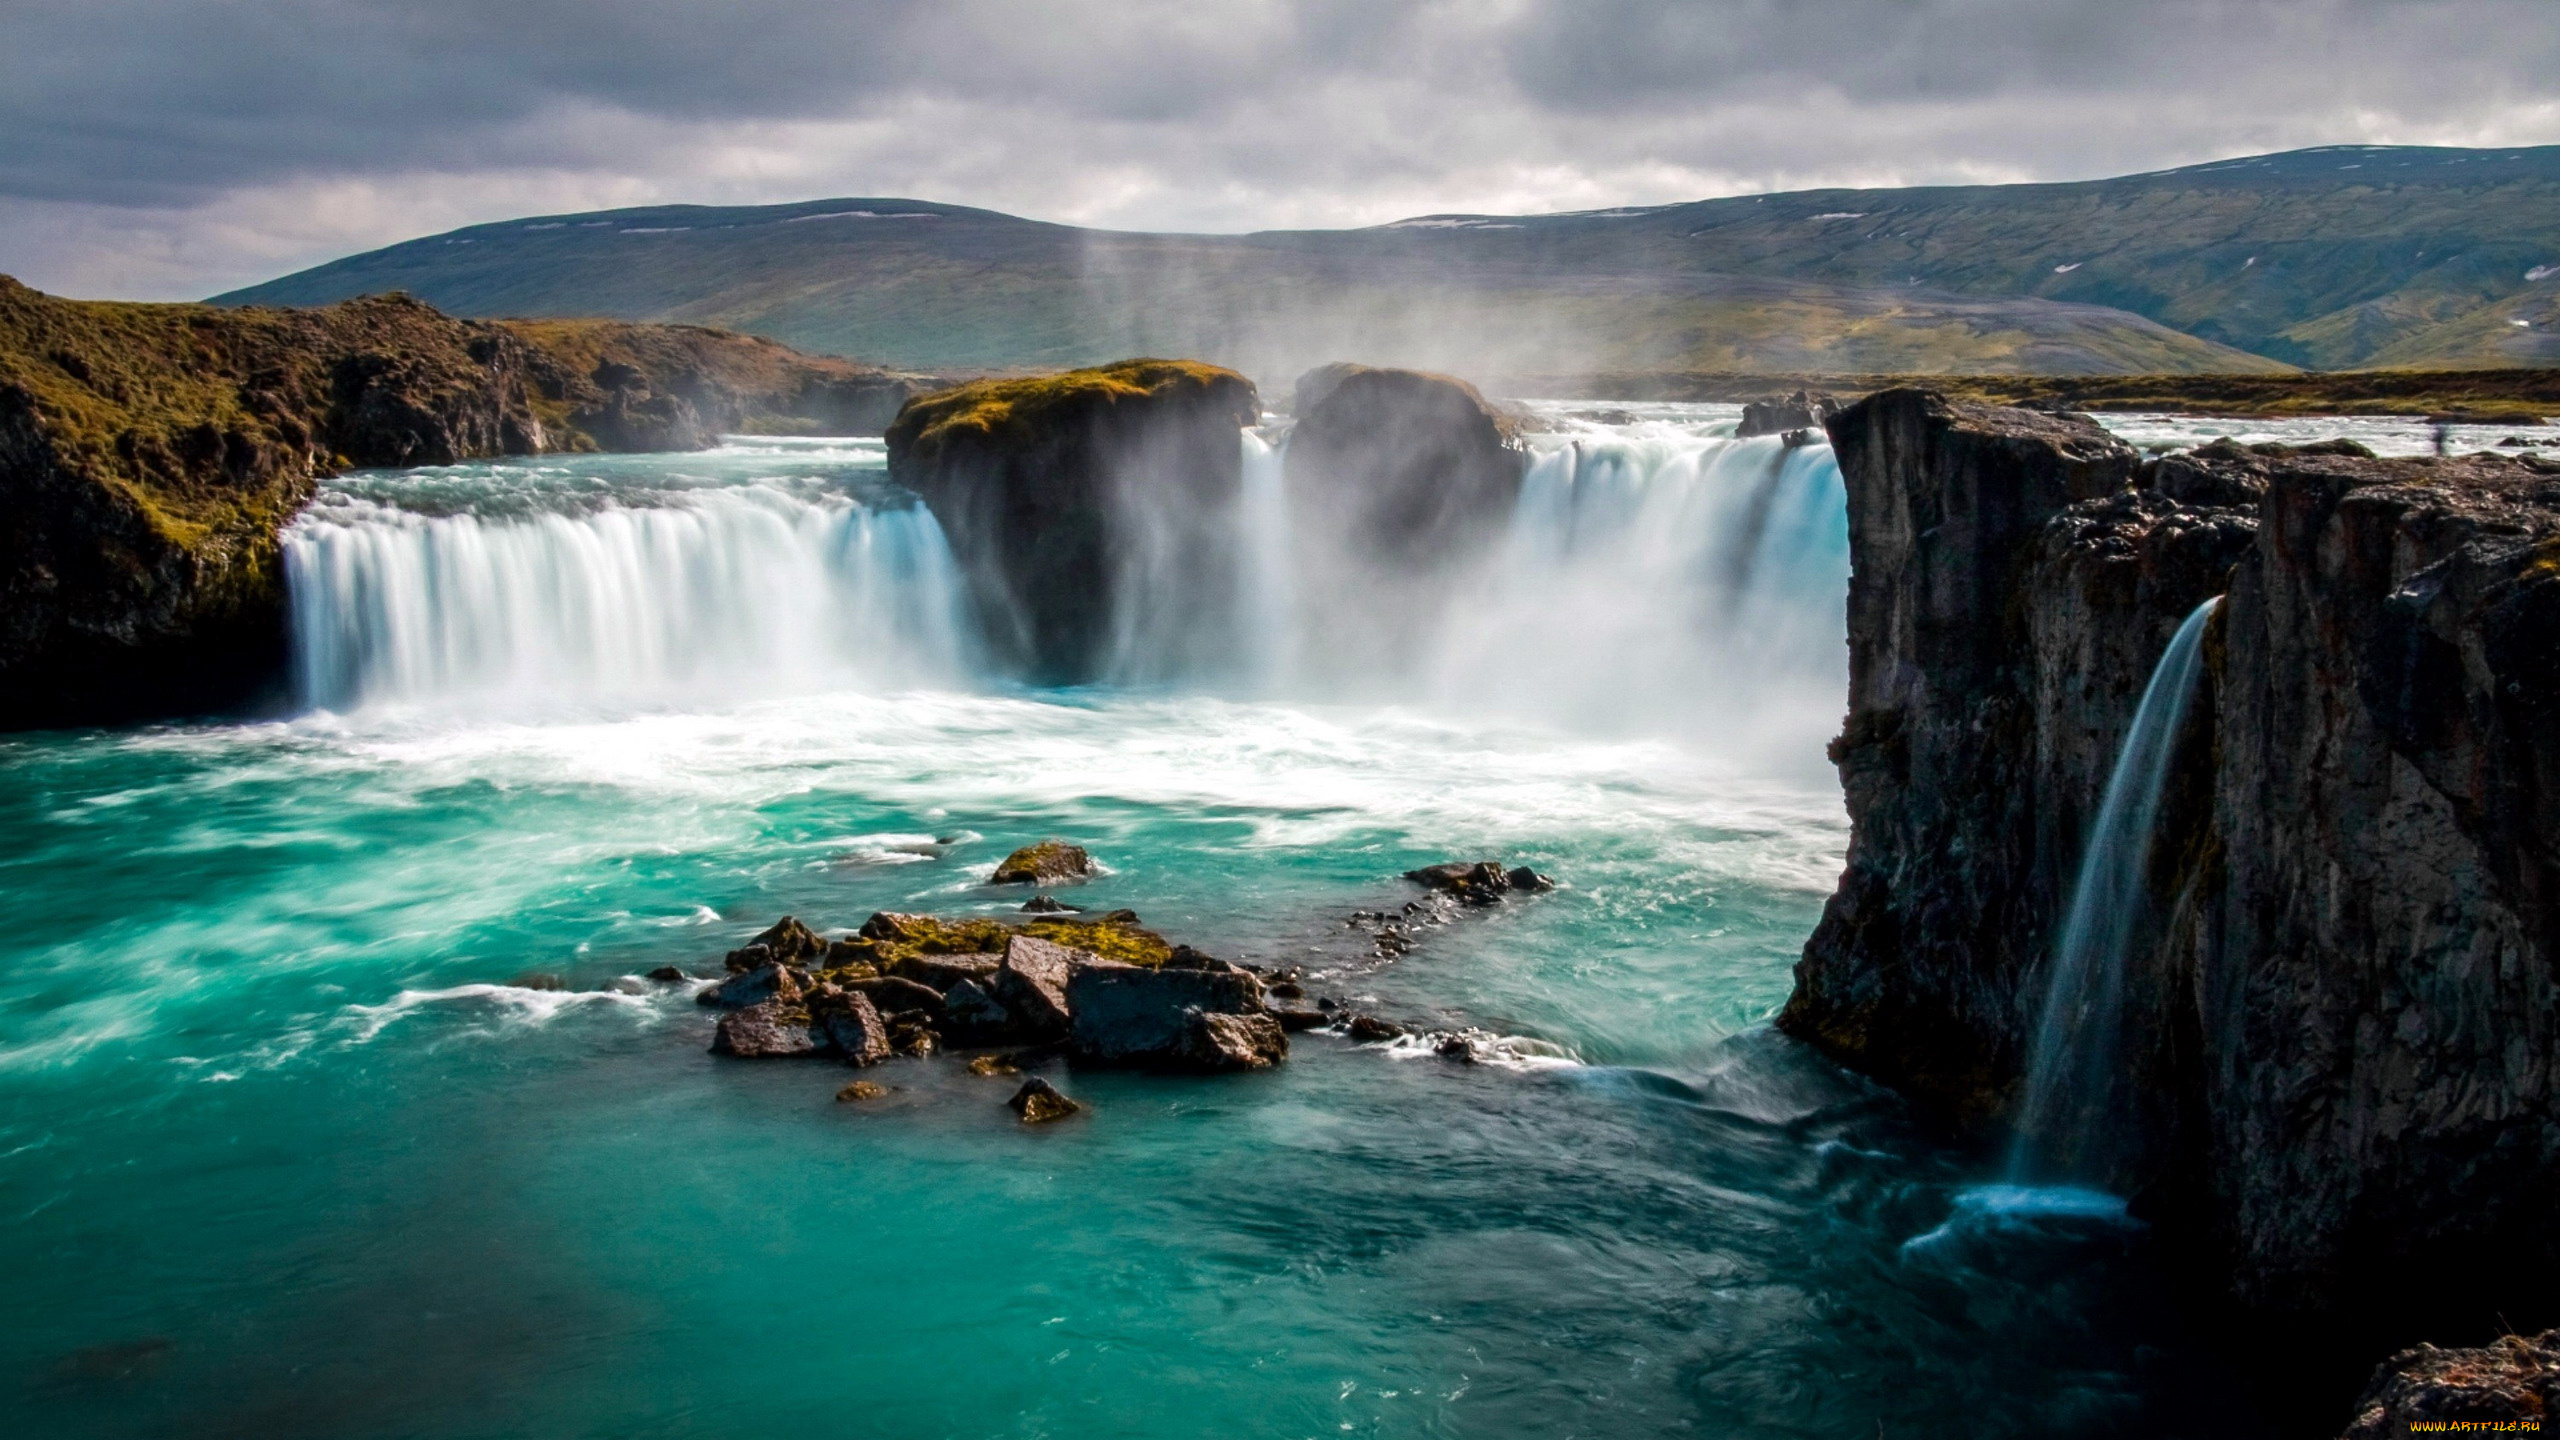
991, 935, 1081, 1041
1182, 1012, 1288, 1071
841, 974, 945, 1018
697, 961, 807, 1009
1066, 960, 1269, 1066
990, 841, 1095, 886
810, 989, 892, 1067
889, 952, 1004, 992
1403, 861, 1553, 905
885, 359, 1260, 683
1285, 363, 1526, 570
726, 915, 824, 972
1008, 1076, 1083, 1124
940, 977, 1014, 1043
711, 999, 824, 1058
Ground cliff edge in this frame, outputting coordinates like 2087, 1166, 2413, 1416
0, 279, 927, 729
1782, 387, 2560, 1416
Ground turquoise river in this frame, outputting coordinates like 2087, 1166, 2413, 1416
0, 406, 2265, 1438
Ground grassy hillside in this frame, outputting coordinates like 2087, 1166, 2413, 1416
211, 202, 2275, 381
214, 145, 2560, 378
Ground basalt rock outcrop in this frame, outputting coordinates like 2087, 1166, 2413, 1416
0, 278, 934, 729
1285, 364, 1526, 569
883, 359, 1260, 683
1780, 387, 2560, 1416
1282, 364, 1530, 678
702, 908, 1286, 1074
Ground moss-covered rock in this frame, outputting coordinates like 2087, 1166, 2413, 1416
884, 358, 1259, 682
820, 908, 1174, 987
989, 840, 1094, 885
0, 278, 933, 729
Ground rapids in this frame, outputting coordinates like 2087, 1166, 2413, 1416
0, 405, 2248, 1438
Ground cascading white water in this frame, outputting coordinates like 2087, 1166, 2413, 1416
286, 458, 975, 713
1230, 422, 1848, 767
2009, 596, 2222, 1183
282, 416, 1848, 766
1435, 430, 1848, 754
1234, 429, 1297, 689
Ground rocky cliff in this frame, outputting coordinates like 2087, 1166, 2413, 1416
0, 278, 930, 729
1781, 389, 2560, 1415
884, 359, 1260, 683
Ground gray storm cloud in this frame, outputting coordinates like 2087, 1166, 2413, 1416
2, 0, 2555, 298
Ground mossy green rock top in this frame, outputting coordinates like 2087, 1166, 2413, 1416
884, 359, 1259, 684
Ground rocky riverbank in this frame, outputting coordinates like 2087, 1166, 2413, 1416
0, 279, 937, 729
1779, 388, 2560, 1428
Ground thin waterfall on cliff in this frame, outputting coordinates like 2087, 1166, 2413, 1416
286, 474, 974, 712
2009, 596, 2222, 1184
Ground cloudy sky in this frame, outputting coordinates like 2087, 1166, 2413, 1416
6, 0, 2556, 300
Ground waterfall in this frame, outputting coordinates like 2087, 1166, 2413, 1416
1234, 429, 1296, 688
1413, 431, 1850, 760
280, 422, 1851, 767
2008, 597, 2221, 1184
286, 476, 974, 712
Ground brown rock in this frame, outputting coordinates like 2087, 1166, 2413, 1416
1181, 1011, 1288, 1071
887, 951, 1004, 992
992, 934, 1083, 1041
836, 1080, 889, 1102
989, 841, 1095, 886
810, 990, 892, 1067
711, 999, 822, 1058
843, 975, 946, 1017
1008, 1076, 1083, 1124
696, 961, 805, 1010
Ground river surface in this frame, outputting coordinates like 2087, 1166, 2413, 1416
3, 407, 2251, 1438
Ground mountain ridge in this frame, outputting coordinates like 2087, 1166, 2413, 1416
215, 144, 2560, 378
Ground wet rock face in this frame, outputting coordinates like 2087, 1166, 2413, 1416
883, 359, 1260, 683
2211, 452, 2560, 1322
1781, 386, 2560, 1371
1284, 364, 1525, 569
1781, 389, 2158, 1115
1065, 960, 1269, 1066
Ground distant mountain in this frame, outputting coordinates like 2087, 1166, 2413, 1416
216, 145, 2560, 379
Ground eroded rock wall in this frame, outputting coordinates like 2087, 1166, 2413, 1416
1782, 387, 2560, 1371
